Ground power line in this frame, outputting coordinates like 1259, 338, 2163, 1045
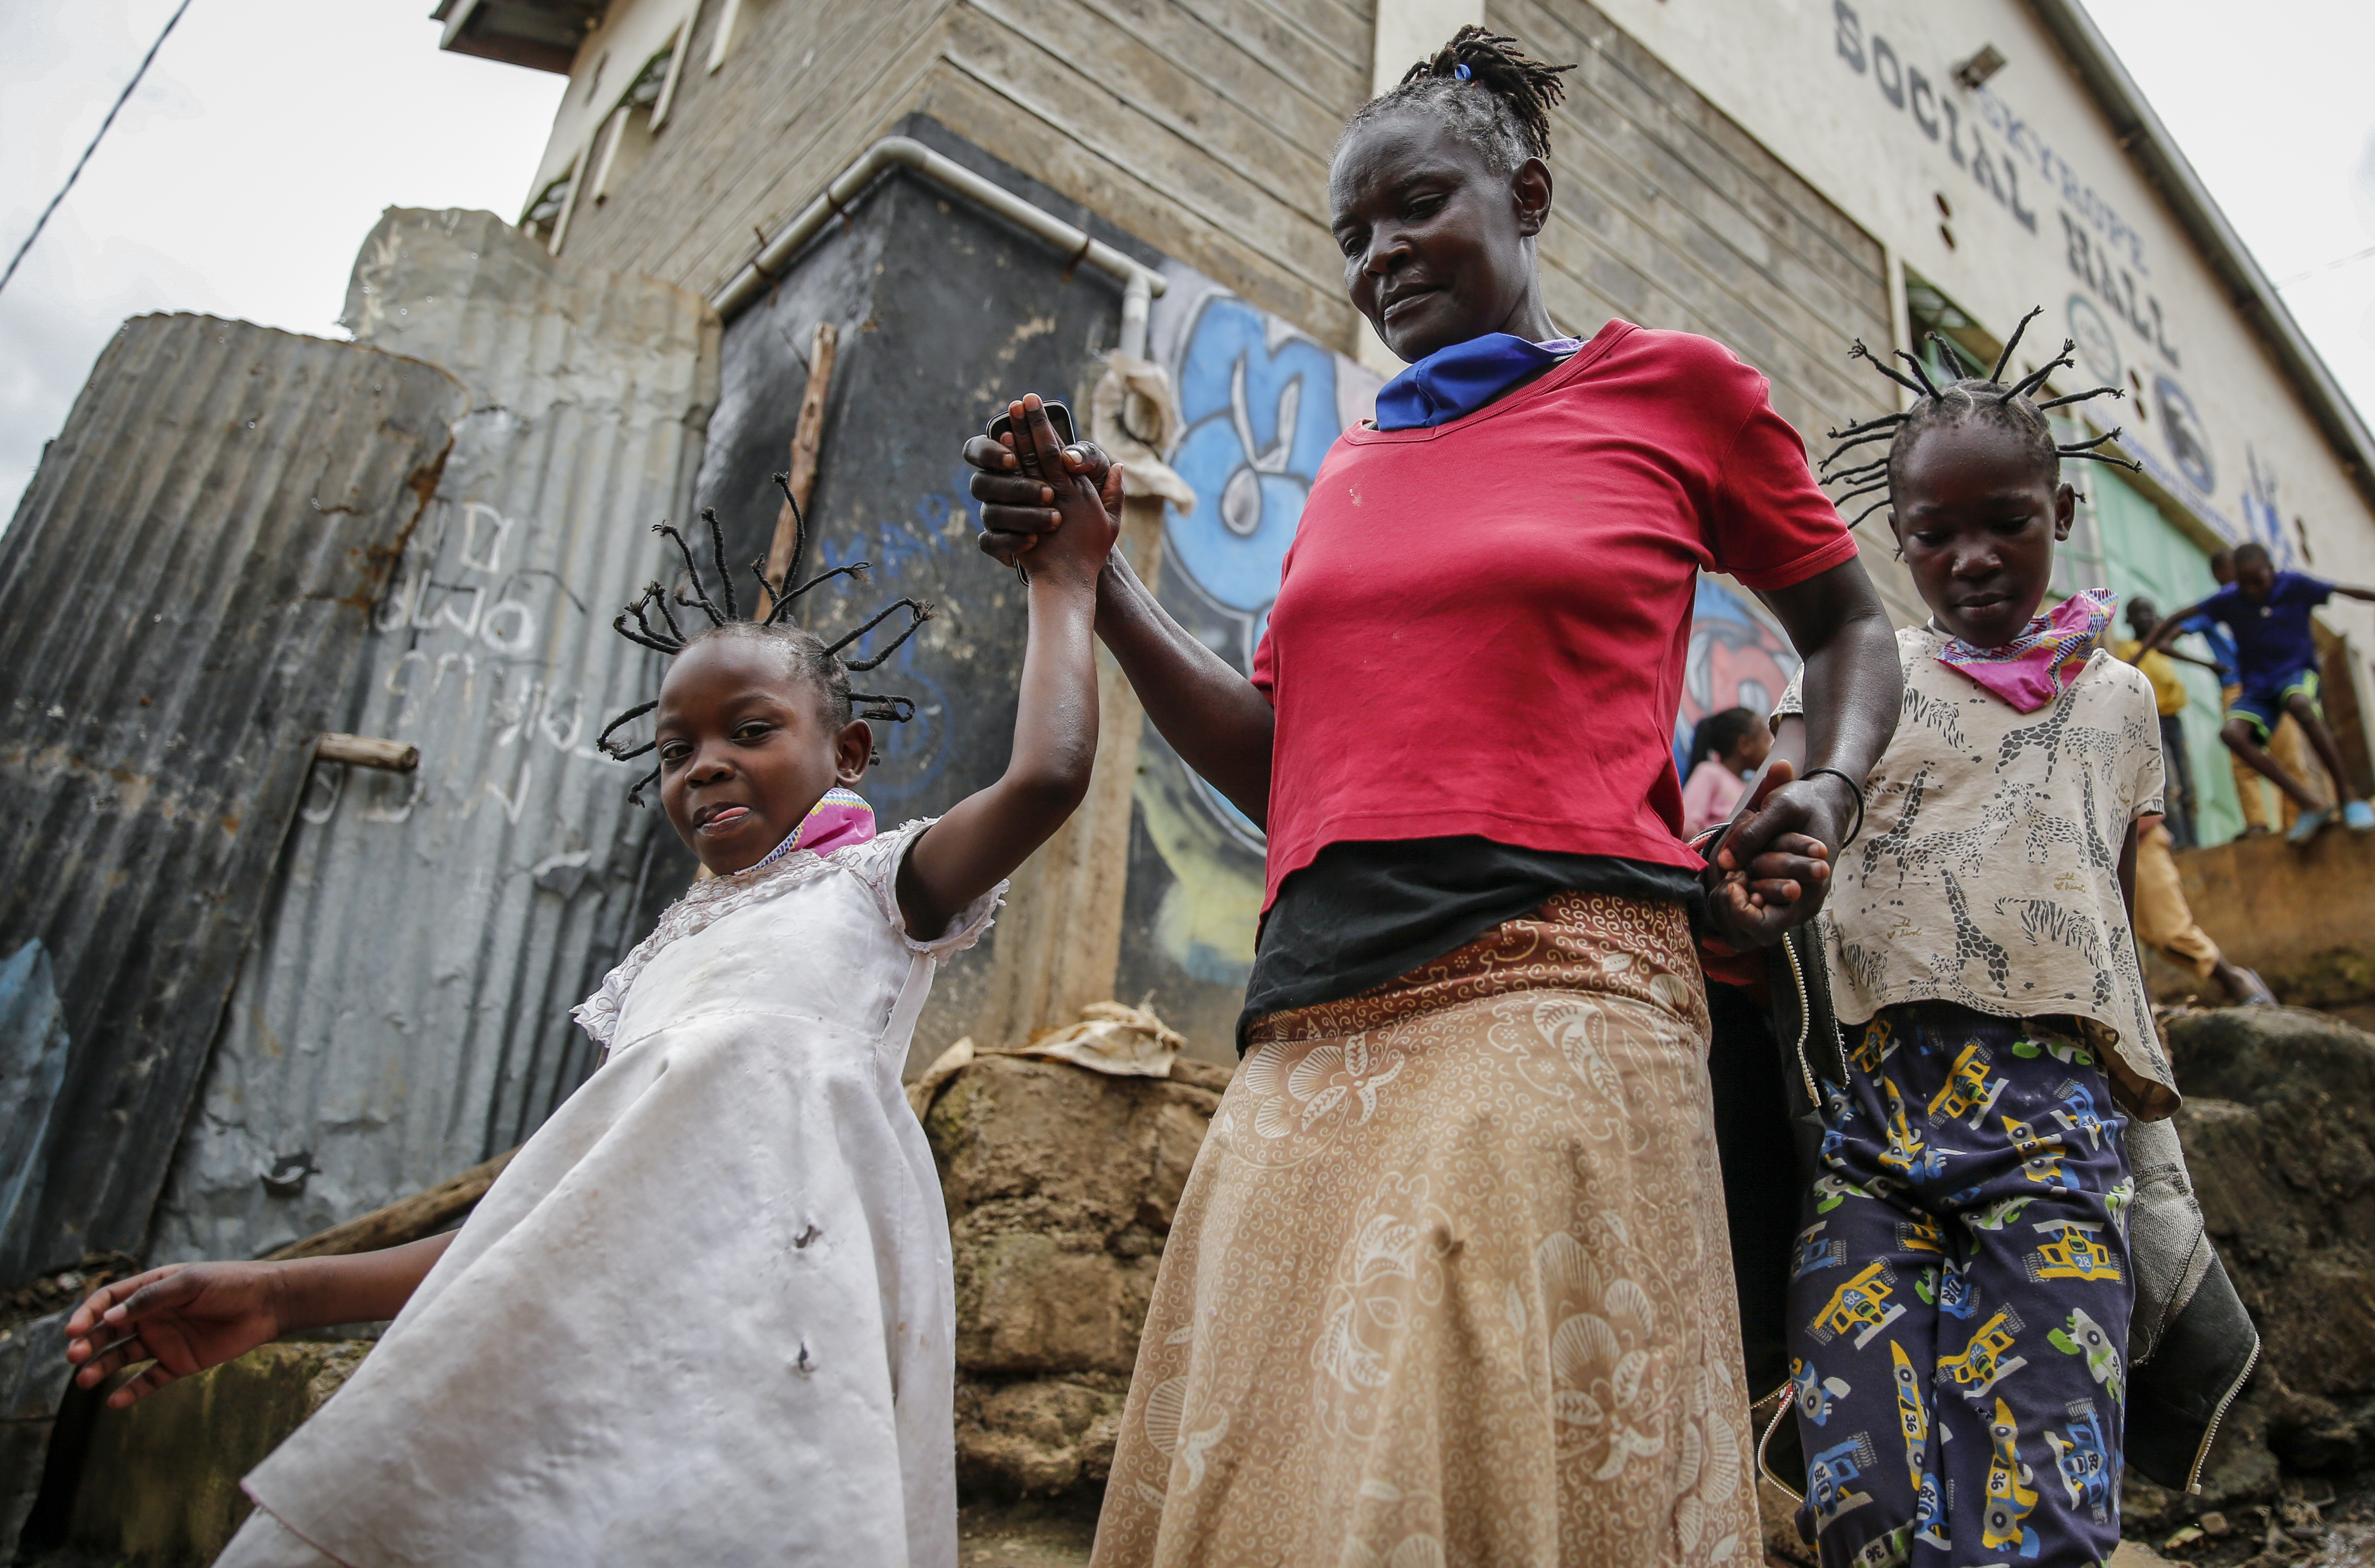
2275, 242, 2375, 291
0, 0, 194, 300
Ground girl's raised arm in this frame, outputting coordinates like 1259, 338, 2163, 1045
965, 436, 1276, 824
897, 397, 1117, 939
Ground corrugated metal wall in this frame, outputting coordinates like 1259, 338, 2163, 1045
150, 210, 719, 1262
0, 315, 466, 1281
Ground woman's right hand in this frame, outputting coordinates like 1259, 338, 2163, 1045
964, 426, 1118, 569
65, 1262, 287, 1409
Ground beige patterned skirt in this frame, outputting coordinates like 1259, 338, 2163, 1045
1091, 893, 1758, 1568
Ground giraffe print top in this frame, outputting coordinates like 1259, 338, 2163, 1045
1780, 624, 2176, 1118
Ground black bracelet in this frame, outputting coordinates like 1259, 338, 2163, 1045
1801, 766, 1867, 850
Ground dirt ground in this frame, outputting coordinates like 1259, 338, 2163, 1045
952, 1475, 2375, 1568
957, 1496, 1099, 1567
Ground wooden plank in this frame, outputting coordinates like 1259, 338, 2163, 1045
763, 321, 838, 616
314, 734, 418, 772
262, 1150, 515, 1261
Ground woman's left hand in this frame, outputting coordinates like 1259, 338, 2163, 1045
1703, 762, 1856, 947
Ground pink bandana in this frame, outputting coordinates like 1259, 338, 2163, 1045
794, 786, 877, 857
1935, 588, 2115, 713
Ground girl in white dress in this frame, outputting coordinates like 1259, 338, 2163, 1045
65, 396, 1117, 1568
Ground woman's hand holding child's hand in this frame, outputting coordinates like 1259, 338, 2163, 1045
966, 395, 1122, 576
1704, 759, 1844, 948
65, 1262, 288, 1409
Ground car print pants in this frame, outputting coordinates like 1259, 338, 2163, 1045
1785, 1001, 2134, 1568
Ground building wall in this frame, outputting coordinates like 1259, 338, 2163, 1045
534, 0, 1376, 359
654, 131, 1138, 1069
1585, 0, 2375, 682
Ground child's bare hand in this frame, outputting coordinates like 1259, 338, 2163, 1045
65, 1262, 287, 1409
1707, 833, 1832, 947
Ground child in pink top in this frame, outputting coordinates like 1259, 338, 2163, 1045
1680, 705, 1771, 838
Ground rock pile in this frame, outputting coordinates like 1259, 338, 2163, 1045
2124, 1006, 2375, 1532
920, 1051, 1230, 1497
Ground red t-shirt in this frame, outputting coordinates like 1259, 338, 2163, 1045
1250, 320, 1857, 908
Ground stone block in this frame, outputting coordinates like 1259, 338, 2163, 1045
66, 1339, 368, 1565
955, 1230, 1159, 1376
927, 1053, 1226, 1498
955, 1377, 1126, 1496
2168, 1009, 2375, 1401
929, 1055, 1221, 1229
2162, 830, 2375, 1008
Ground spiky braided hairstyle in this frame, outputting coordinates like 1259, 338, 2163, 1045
1817, 306, 2142, 530
1338, 25, 1574, 175
595, 472, 931, 805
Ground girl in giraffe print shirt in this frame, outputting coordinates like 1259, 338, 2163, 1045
1755, 344, 2168, 1568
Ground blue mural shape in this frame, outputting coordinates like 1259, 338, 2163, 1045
2239, 446, 2295, 568
1166, 295, 1346, 666
2152, 373, 2216, 497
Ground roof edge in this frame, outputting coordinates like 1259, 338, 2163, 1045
2023, 0, 2375, 517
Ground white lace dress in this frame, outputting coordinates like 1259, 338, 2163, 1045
223, 820, 999, 1568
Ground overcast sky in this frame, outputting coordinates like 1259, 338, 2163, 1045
1, 1, 2371, 521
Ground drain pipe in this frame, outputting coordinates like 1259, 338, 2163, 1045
710, 136, 1166, 359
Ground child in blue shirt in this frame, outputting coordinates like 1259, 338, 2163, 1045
2143, 540, 2375, 842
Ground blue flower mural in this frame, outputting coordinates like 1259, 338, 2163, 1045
1165, 295, 1348, 669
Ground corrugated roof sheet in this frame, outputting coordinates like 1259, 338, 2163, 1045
0, 314, 466, 1281
151, 210, 719, 1262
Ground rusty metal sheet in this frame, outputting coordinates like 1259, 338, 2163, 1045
0, 313, 465, 1282
148, 211, 719, 1263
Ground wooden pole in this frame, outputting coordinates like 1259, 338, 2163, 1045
760, 321, 838, 618
262, 1149, 514, 1261
315, 733, 418, 772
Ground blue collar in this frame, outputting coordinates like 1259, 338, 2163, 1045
1373, 332, 1583, 431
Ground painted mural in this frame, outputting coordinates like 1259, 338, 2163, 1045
1676, 580, 1803, 775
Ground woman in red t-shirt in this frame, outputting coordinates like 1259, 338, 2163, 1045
967, 28, 1900, 1567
